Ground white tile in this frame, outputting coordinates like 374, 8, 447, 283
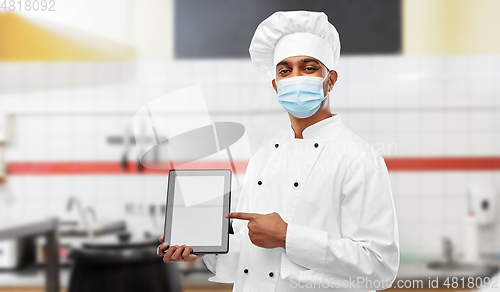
72, 116, 95, 136
94, 176, 119, 202
6, 201, 24, 220
396, 56, 421, 77
96, 62, 120, 85
398, 223, 421, 253
23, 91, 47, 110
421, 112, 445, 132
95, 85, 119, 110
470, 81, 494, 105
48, 176, 72, 201
118, 176, 142, 201
444, 172, 469, 198
421, 132, 446, 156
371, 56, 398, 82
48, 116, 72, 136
444, 198, 468, 223
4, 146, 24, 161
345, 56, 373, 81
94, 202, 119, 219
3, 92, 23, 109
7, 177, 26, 199
394, 197, 420, 222
24, 63, 48, 88
420, 80, 446, 105
71, 177, 96, 202
420, 56, 445, 80
445, 132, 470, 155
191, 61, 217, 86
347, 82, 373, 106
444, 56, 469, 81
72, 136, 97, 160
397, 172, 422, 198
396, 111, 420, 132
19, 116, 49, 136
443, 81, 470, 105
23, 136, 49, 161
372, 112, 396, 133
0, 63, 24, 88
468, 171, 494, 185
48, 201, 67, 217
72, 63, 96, 87
342, 112, 372, 132
371, 82, 396, 106
96, 141, 122, 160
23, 176, 47, 201
396, 80, 420, 106
48, 62, 72, 88
72, 87, 96, 111
469, 55, 495, 81
479, 225, 497, 253
96, 116, 121, 135
469, 111, 494, 132
47, 88, 73, 109
24, 201, 47, 218
421, 173, 444, 197
421, 198, 444, 223
421, 223, 444, 256
370, 133, 397, 156
395, 133, 421, 156
470, 132, 495, 155
48, 137, 71, 160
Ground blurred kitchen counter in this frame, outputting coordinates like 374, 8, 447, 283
0, 266, 232, 292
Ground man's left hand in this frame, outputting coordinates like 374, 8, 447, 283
226, 212, 288, 249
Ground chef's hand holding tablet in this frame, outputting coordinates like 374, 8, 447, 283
157, 236, 205, 263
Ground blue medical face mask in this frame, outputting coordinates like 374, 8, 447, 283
276, 75, 329, 118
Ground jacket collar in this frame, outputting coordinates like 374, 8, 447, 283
287, 114, 341, 140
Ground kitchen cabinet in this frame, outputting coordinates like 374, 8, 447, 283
0, 219, 59, 292
0, 288, 66, 292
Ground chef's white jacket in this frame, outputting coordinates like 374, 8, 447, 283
203, 114, 399, 291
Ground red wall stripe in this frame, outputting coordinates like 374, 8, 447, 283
5, 157, 500, 175
385, 157, 500, 171
6, 161, 249, 175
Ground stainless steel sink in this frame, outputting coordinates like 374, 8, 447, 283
59, 220, 127, 237
397, 259, 500, 287
427, 260, 499, 276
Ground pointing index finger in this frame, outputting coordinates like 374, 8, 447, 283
226, 212, 257, 220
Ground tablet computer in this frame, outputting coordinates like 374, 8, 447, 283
163, 169, 231, 254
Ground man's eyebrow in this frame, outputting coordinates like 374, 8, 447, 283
276, 60, 289, 67
300, 58, 320, 65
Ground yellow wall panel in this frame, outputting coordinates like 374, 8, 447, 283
403, 0, 500, 54
0, 12, 135, 61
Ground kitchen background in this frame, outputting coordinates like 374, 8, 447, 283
1, 0, 500, 291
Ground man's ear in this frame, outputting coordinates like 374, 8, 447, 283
328, 70, 338, 92
272, 79, 277, 92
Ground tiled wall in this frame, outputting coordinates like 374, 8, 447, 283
0, 55, 499, 258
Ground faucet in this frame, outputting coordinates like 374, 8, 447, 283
67, 196, 94, 240
86, 207, 97, 223
442, 237, 455, 266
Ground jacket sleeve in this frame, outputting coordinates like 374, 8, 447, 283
202, 156, 256, 282
284, 150, 400, 287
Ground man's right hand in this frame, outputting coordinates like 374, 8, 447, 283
157, 236, 205, 263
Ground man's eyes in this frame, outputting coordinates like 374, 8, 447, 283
278, 67, 317, 75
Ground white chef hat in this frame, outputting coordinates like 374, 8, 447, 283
249, 11, 341, 78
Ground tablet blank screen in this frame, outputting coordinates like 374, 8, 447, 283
170, 176, 225, 247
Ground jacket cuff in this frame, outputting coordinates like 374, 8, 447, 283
285, 223, 328, 272
202, 254, 217, 274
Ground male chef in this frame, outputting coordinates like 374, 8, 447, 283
157, 10, 400, 291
